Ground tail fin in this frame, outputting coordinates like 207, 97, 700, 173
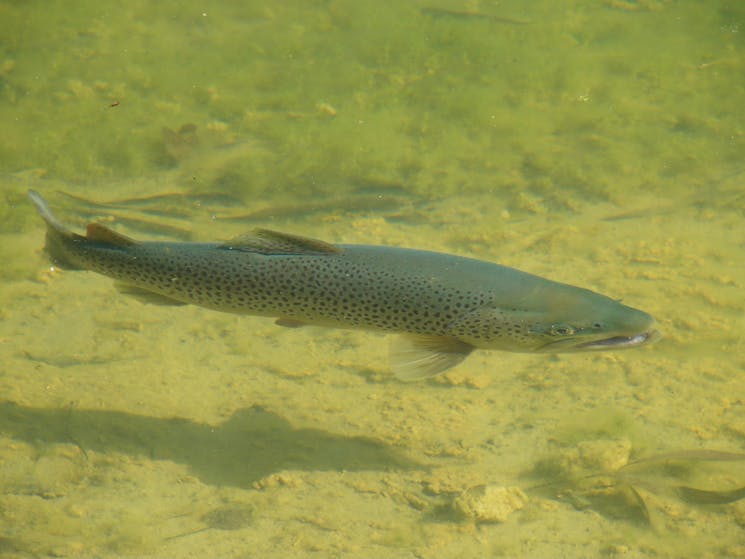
29, 190, 140, 269
28, 190, 88, 269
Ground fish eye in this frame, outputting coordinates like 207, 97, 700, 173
549, 324, 575, 336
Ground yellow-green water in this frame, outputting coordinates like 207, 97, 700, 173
1, 1, 744, 557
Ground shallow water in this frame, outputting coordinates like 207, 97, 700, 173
1, 1, 744, 557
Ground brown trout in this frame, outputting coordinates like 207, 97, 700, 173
29, 190, 659, 380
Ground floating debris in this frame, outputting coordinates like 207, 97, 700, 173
201, 505, 255, 530
421, 7, 528, 25
166, 504, 255, 540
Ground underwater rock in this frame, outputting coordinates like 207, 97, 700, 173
576, 438, 632, 472
453, 484, 527, 522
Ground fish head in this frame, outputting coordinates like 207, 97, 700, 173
450, 286, 659, 353
527, 288, 660, 353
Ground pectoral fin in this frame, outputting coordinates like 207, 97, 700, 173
390, 334, 473, 381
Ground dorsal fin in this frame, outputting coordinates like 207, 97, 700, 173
86, 223, 139, 246
220, 228, 342, 255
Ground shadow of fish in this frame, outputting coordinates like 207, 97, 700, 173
28, 190, 659, 380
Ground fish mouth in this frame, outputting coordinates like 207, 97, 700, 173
537, 328, 661, 352
575, 329, 661, 350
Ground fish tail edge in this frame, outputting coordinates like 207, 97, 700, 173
28, 189, 86, 269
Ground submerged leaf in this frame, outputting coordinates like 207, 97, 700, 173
530, 447, 745, 527
677, 485, 745, 505
626, 483, 652, 525
623, 450, 745, 470
576, 478, 651, 526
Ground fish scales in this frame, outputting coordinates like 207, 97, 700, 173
29, 190, 660, 380
46, 237, 535, 335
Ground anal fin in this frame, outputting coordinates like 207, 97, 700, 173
115, 282, 187, 306
390, 334, 473, 381
275, 317, 307, 328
